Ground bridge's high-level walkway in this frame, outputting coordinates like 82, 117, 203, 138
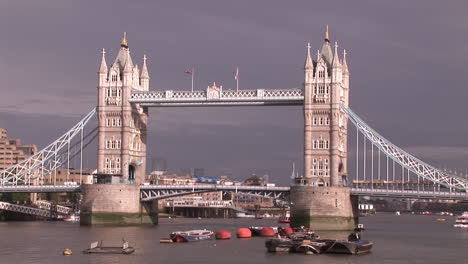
130, 88, 304, 107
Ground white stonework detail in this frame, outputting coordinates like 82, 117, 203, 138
97, 39, 148, 184
300, 35, 349, 187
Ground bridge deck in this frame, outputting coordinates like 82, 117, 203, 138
130, 89, 304, 107
0, 184, 466, 201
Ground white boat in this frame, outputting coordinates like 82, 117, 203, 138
63, 214, 80, 222
395, 211, 400, 216
454, 212, 468, 228
170, 229, 214, 242
235, 212, 255, 218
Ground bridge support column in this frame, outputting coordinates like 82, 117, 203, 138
80, 184, 158, 225
290, 186, 358, 230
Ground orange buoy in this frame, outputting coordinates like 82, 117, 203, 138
215, 230, 231, 240
260, 227, 276, 237
236, 228, 252, 238
282, 227, 293, 235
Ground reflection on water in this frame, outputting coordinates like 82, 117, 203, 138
0, 213, 467, 264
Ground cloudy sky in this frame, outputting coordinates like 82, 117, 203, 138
1, 0, 467, 184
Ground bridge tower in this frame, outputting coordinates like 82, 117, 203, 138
291, 27, 358, 230
81, 34, 157, 225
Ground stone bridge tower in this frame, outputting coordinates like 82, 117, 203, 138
81, 34, 157, 226
96, 33, 149, 185
291, 27, 357, 230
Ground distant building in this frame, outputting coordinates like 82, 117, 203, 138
150, 172, 196, 185
194, 175, 218, 184
40, 168, 95, 185
182, 168, 205, 177
0, 128, 37, 171
231, 193, 274, 208
244, 174, 269, 186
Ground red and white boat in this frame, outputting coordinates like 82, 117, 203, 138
170, 229, 214, 242
454, 212, 468, 228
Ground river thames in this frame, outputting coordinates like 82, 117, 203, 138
0, 213, 466, 264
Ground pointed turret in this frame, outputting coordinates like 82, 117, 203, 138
140, 55, 150, 90
98, 48, 108, 86
123, 49, 133, 73
141, 55, 150, 79
332, 42, 341, 68
99, 48, 108, 73
304, 42, 313, 69
342, 49, 349, 73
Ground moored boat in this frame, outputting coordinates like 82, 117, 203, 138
454, 212, 468, 228
265, 238, 294, 252
83, 241, 135, 254
170, 229, 214, 242
323, 239, 373, 255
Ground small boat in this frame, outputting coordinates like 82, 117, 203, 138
454, 212, 468, 228
83, 241, 135, 254
265, 237, 331, 254
170, 229, 214, 242
322, 233, 373, 255
395, 211, 401, 216
235, 212, 255, 218
278, 216, 291, 223
293, 240, 331, 255
265, 238, 294, 253
324, 239, 373, 255
63, 214, 80, 222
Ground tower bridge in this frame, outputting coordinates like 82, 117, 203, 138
1, 28, 467, 229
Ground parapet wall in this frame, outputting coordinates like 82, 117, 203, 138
80, 184, 157, 225
290, 186, 358, 230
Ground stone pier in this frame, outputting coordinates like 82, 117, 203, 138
290, 186, 358, 230
80, 184, 157, 225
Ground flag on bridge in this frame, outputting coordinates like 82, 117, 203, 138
185, 68, 194, 92
235, 67, 239, 91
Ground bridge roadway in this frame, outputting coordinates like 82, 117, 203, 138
0, 184, 467, 201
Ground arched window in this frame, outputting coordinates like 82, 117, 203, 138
117, 118, 121, 127
313, 140, 318, 149
319, 141, 324, 149
106, 119, 110, 127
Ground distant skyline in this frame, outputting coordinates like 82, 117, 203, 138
1, 0, 468, 184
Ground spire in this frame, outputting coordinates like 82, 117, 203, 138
332, 42, 341, 68
121, 32, 128, 48
304, 42, 313, 69
325, 25, 330, 42
123, 49, 133, 73
99, 48, 108, 73
140, 54, 149, 79
342, 49, 349, 73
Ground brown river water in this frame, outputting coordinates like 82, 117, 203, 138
0, 213, 466, 264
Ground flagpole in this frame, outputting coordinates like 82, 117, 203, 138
236, 67, 239, 92
191, 67, 194, 92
